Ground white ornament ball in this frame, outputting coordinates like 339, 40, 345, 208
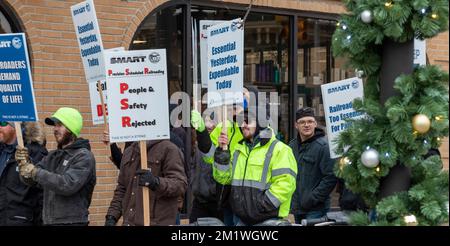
361, 10, 373, 24
361, 149, 379, 168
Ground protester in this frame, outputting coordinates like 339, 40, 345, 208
105, 139, 187, 226
189, 112, 222, 223
289, 107, 337, 223
15, 107, 96, 226
213, 101, 297, 225
0, 121, 47, 226
190, 87, 259, 225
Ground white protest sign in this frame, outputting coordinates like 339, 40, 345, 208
321, 77, 364, 158
414, 38, 426, 67
207, 19, 243, 107
200, 20, 224, 88
71, 0, 105, 82
88, 47, 125, 125
105, 49, 170, 143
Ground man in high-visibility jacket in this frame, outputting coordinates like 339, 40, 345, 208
212, 106, 297, 225
191, 86, 258, 225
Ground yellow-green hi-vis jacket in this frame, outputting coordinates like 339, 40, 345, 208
212, 128, 297, 225
201, 120, 243, 174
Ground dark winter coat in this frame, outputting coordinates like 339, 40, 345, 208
289, 128, 337, 215
23, 138, 96, 225
190, 147, 216, 204
0, 122, 47, 226
106, 140, 187, 226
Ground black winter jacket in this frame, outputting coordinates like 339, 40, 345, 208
22, 138, 96, 225
0, 142, 47, 226
289, 128, 337, 215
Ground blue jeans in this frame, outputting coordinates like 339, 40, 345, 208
223, 207, 239, 226
294, 209, 328, 224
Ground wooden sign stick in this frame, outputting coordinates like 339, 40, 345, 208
139, 140, 151, 226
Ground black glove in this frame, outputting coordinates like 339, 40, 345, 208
214, 147, 230, 165
104, 215, 117, 226
136, 169, 160, 191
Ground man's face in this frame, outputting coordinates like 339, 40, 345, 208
53, 123, 74, 148
295, 116, 317, 139
241, 117, 257, 140
205, 117, 216, 134
0, 123, 16, 144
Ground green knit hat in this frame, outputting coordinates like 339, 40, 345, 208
45, 107, 83, 137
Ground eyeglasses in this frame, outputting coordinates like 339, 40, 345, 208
0, 121, 12, 127
297, 120, 316, 126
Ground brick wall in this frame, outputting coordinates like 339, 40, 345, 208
3, 0, 448, 225
428, 31, 449, 170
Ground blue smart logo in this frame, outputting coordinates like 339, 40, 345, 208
12, 37, 22, 49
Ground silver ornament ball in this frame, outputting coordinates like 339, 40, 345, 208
361, 149, 379, 168
361, 10, 373, 23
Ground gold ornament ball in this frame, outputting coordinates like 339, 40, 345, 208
339, 157, 351, 170
412, 114, 431, 134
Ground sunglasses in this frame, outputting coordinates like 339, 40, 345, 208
0, 121, 13, 127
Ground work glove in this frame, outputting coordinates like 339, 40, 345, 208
15, 146, 30, 165
19, 162, 37, 180
191, 110, 205, 132
104, 215, 117, 226
214, 147, 230, 165
136, 169, 160, 191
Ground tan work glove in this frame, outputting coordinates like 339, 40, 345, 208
15, 146, 30, 165
15, 146, 37, 179
19, 162, 37, 180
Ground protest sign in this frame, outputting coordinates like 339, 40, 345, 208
105, 49, 170, 143
321, 77, 364, 158
71, 0, 105, 82
200, 20, 224, 88
207, 18, 244, 108
88, 47, 125, 125
0, 33, 38, 123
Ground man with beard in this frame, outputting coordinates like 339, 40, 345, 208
0, 121, 47, 226
213, 104, 297, 225
15, 107, 96, 226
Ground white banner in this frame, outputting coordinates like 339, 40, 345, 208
105, 49, 170, 143
207, 18, 244, 108
200, 20, 224, 88
71, 0, 105, 82
88, 47, 124, 125
321, 77, 364, 158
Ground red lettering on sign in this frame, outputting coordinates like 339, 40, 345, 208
120, 99, 128, 110
108, 69, 112, 76
125, 68, 129, 76
120, 83, 129, 94
122, 116, 131, 127
144, 67, 149, 74
97, 104, 108, 116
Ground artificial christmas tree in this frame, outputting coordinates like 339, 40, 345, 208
332, 0, 449, 226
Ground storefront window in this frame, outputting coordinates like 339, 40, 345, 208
296, 18, 354, 127
130, 5, 184, 96
192, 6, 291, 143
0, 5, 14, 34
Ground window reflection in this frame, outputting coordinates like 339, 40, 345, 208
296, 18, 353, 127
130, 6, 184, 96
0, 9, 13, 34
192, 6, 291, 143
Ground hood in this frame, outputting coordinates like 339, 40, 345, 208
64, 138, 91, 151
297, 127, 325, 145
22, 122, 46, 145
